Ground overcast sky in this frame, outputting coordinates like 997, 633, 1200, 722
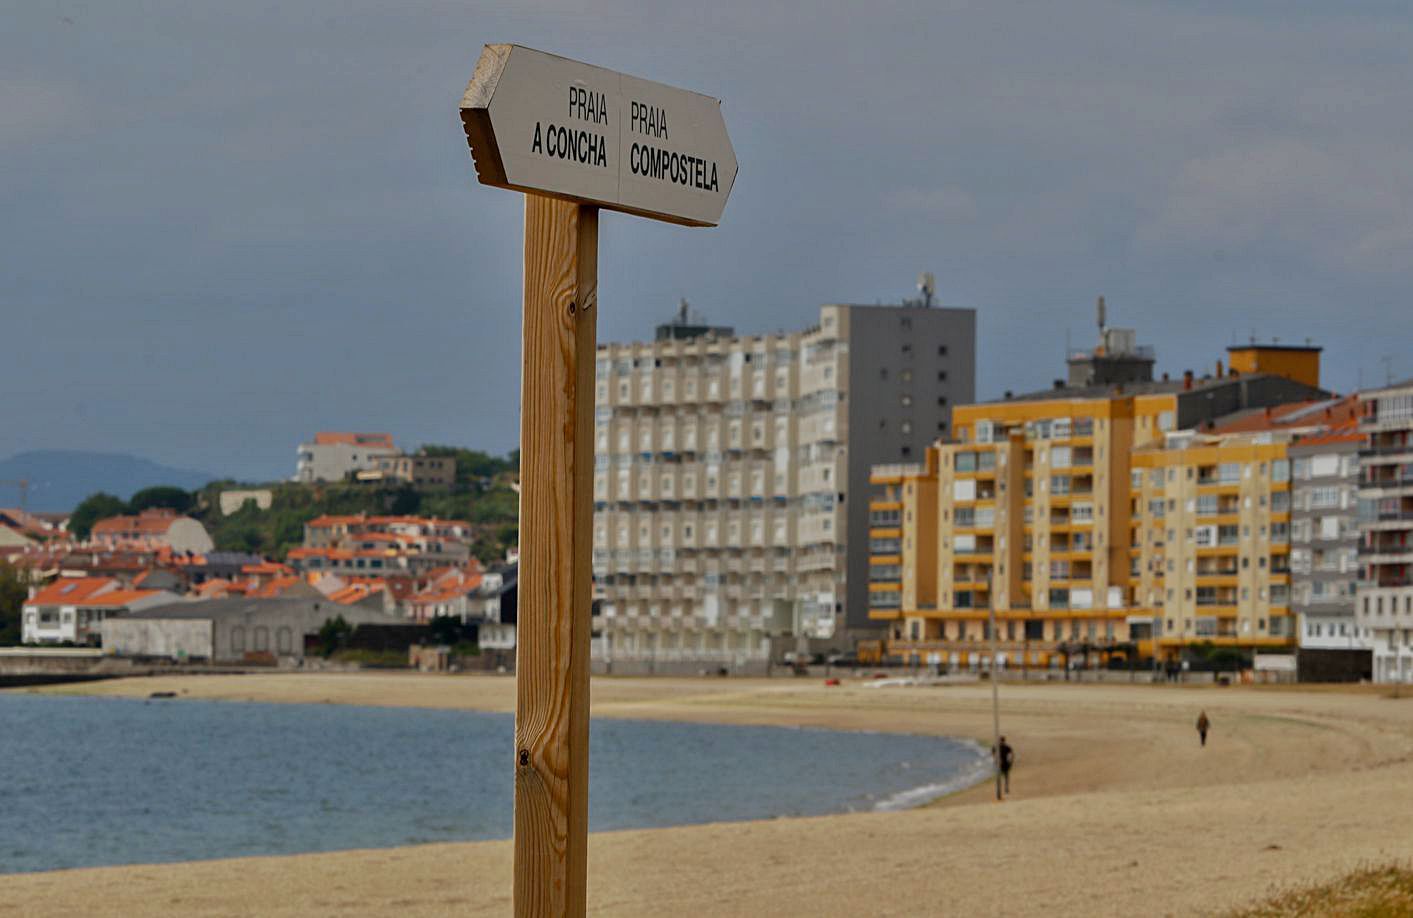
4, 0, 1411, 482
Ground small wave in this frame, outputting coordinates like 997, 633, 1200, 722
872, 747, 993, 812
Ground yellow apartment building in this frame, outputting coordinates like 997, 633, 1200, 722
868, 334, 1325, 670
1129, 437, 1294, 654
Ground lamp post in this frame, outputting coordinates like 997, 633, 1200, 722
986, 570, 1002, 801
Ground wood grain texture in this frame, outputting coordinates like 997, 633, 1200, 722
513, 194, 597, 918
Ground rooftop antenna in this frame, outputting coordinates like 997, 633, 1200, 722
1096, 295, 1107, 338
677, 297, 690, 324
1383, 354, 1395, 386
917, 272, 936, 308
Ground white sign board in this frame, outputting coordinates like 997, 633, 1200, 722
1253, 653, 1297, 673
460, 44, 738, 227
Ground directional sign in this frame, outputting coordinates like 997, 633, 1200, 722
460, 44, 738, 227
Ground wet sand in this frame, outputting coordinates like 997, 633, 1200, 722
6, 673, 1413, 916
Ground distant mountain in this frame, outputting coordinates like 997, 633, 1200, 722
0, 451, 218, 514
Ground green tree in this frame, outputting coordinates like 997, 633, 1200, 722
69, 492, 128, 540
386, 486, 422, 516
419, 445, 517, 489
0, 561, 27, 645
428, 615, 465, 646
317, 615, 352, 657
128, 486, 194, 514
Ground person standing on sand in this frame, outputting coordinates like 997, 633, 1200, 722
1196, 710, 1211, 747
995, 736, 1015, 794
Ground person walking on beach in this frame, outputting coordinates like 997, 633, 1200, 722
996, 736, 1015, 794
1196, 710, 1211, 747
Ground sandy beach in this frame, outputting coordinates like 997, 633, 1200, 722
6, 673, 1413, 916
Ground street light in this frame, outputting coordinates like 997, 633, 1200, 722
986, 569, 1002, 801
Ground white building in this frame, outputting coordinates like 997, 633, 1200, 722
294, 432, 401, 483
1287, 409, 1373, 678
469, 565, 518, 651
1356, 380, 1413, 683
592, 299, 974, 673
22, 577, 177, 645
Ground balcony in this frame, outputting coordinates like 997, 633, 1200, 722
1359, 442, 1413, 459
871, 463, 922, 481
1361, 470, 1413, 487
1358, 545, 1413, 569
1369, 576, 1413, 589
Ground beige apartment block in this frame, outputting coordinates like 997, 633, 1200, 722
593, 301, 975, 673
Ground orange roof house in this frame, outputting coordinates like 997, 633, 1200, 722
90, 509, 214, 554
22, 576, 178, 645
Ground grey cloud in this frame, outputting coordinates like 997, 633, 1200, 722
5, 0, 1413, 477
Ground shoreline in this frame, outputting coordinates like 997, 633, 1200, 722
6, 673, 1413, 915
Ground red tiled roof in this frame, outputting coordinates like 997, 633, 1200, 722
241, 561, 293, 576
91, 509, 186, 537
26, 577, 119, 606
305, 514, 366, 528
1207, 396, 1359, 435
196, 579, 232, 598
408, 574, 483, 605
245, 576, 304, 599
83, 588, 163, 608
328, 583, 389, 605
314, 432, 395, 447
0, 509, 64, 539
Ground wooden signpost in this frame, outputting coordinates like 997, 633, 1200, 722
458, 44, 736, 916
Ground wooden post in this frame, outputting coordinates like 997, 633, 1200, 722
514, 194, 598, 917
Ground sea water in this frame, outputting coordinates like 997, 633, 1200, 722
0, 693, 987, 874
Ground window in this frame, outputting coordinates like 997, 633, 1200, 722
1310, 486, 1340, 509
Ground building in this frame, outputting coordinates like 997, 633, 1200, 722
1130, 432, 1295, 657
404, 567, 483, 622
294, 432, 401, 483
102, 596, 403, 663
868, 316, 1329, 671
467, 563, 518, 651
355, 451, 456, 490
1283, 402, 1371, 679
22, 577, 177, 645
218, 489, 273, 516
591, 297, 975, 672
1355, 379, 1413, 684
0, 508, 66, 550
289, 514, 472, 575
89, 509, 214, 554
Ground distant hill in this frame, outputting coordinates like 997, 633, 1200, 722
0, 451, 217, 513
